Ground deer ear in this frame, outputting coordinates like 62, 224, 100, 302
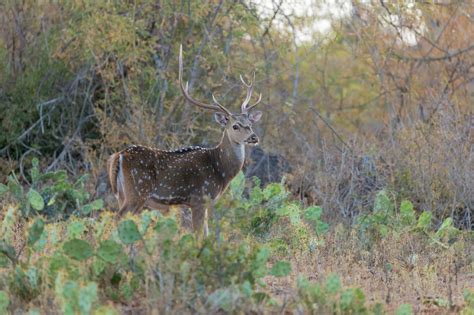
248, 110, 262, 123
214, 112, 229, 127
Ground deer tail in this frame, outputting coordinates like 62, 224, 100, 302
107, 153, 120, 195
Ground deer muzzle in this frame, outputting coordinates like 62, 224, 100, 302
246, 133, 259, 145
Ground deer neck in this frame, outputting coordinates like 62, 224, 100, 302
214, 130, 245, 181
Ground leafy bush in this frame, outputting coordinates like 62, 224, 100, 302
357, 189, 462, 249
296, 273, 382, 314
0, 158, 103, 218
0, 206, 295, 313
214, 172, 329, 255
0, 169, 470, 313
463, 289, 474, 315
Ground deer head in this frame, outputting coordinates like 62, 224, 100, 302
179, 45, 263, 146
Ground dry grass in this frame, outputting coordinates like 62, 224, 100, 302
266, 228, 474, 314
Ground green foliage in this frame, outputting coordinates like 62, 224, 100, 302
0, 184, 8, 197
81, 199, 104, 215
304, 206, 330, 234
67, 221, 86, 239
154, 217, 178, 240
0, 241, 16, 265
373, 190, 393, 214
0, 172, 467, 313
27, 218, 44, 247
1, 158, 103, 219
78, 282, 98, 315
27, 189, 44, 211
463, 289, 474, 315
297, 274, 376, 314
118, 220, 142, 244
417, 211, 432, 231
1, 209, 290, 311
55, 273, 98, 315
435, 217, 459, 242
399, 200, 416, 225
325, 273, 341, 295
230, 171, 246, 199
207, 286, 243, 312
395, 303, 413, 315
357, 190, 462, 249
217, 175, 328, 254
357, 191, 395, 245
270, 260, 292, 277
97, 240, 123, 264
0, 290, 9, 313
0, 42, 70, 154
63, 239, 94, 261
9, 265, 41, 302
340, 288, 367, 313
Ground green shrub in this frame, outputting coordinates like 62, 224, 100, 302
0, 168, 467, 313
0, 206, 295, 313
296, 274, 380, 314
356, 189, 461, 249
0, 158, 103, 218
215, 172, 329, 254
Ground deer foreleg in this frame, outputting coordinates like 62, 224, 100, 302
191, 205, 209, 238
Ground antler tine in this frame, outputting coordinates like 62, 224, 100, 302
212, 93, 225, 109
239, 71, 256, 86
241, 86, 253, 112
245, 92, 262, 112
213, 97, 233, 116
179, 45, 232, 115
239, 74, 251, 87
240, 72, 259, 112
240, 72, 255, 112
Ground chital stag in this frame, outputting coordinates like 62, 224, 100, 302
107, 45, 263, 236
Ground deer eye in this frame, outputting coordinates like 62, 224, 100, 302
232, 124, 239, 130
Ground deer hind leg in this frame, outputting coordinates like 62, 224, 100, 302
118, 197, 145, 216
117, 168, 146, 216
191, 205, 209, 238
118, 180, 146, 216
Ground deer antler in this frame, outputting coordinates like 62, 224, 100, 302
179, 45, 232, 116
240, 72, 262, 113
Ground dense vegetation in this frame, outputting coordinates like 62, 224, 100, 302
0, 166, 472, 313
1, 1, 473, 314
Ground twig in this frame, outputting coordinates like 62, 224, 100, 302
261, 0, 283, 38
0, 97, 63, 154
310, 107, 352, 153
393, 44, 474, 63
45, 113, 95, 171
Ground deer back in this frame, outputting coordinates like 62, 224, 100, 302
117, 144, 242, 206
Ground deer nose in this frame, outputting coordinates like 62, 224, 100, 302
248, 134, 259, 144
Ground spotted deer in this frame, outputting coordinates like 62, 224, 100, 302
107, 45, 263, 236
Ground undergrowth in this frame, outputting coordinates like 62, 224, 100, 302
0, 166, 473, 314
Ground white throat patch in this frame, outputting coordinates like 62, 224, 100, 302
233, 144, 245, 164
